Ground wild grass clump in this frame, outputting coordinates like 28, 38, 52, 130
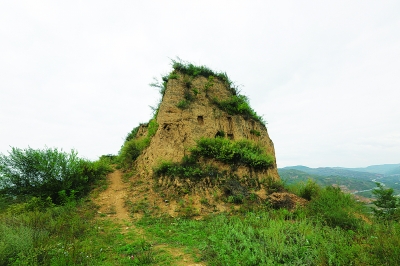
307, 186, 365, 230
138, 205, 395, 265
288, 179, 321, 201
154, 156, 221, 181
212, 95, 265, 124
171, 59, 232, 88
191, 137, 274, 170
153, 137, 273, 185
119, 119, 159, 169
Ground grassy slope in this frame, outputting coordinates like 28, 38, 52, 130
2, 175, 400, 265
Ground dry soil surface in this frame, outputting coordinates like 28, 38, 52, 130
94, 170, 203, 265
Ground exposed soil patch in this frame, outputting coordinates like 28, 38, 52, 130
96, 170, 130, 221
93, 170, 202, 265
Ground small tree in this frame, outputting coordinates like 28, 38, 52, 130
0, 147, 112, 204
372, 183, 399, 221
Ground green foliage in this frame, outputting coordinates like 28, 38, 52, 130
250, 129, 261, 136
154, 159, 220, 181
372, 182, 400, 221
153, 138, 274, 192
307, 186, 364, 230
119, 119, 159, 169
0, 198, 94, 265
150, 77, 167, 98
203, 75, 214, 95
138, 206, 400, 266
176, 76, 197, 109
147, 118, 158, 138
191, 137, 274, 170
183, 76, 192, 88
125, 126, 140, 142
167, 72, 179, 80
297, 179, 321, 200
172, 59, 232, 88
119, 138, 149, 168
176, 99, 190, 109
192, 87, 199, 95
263, 176, 285, 194
0, 147, 112, 204
212, 95, 265, 124
215, 130, 225, 138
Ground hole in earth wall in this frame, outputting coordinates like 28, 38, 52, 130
197, 116, 204, 125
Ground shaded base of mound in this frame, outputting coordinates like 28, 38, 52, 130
122, 169, 305, 219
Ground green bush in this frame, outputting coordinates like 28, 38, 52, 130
212, 95, 265, 124
154, 138, 274, 183
298, 179, 321, 200
172, 59, 232, 87
154, 159, 221, 181
0, 147, 112, 204
119, 119, 159, 169
176, 99, 190, 109
190, 137, 274, 170
119, 138, 150, 168
250, 129, 261, 136
125, 126, 140, 142
307, 186, 364, 230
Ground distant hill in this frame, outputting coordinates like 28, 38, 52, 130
382, 165, 400, 176
278, 168, 377, 196
347, 164, 400, 175
281, 165, 381, 180
279, 164, 400, 198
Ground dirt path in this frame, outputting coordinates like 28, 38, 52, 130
93, 170, 204, 265
96, 170, 130, 222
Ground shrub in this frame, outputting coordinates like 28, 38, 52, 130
176, 99, 190, 109
0, 147, 111, 203
212, 95, 265, 124
119, 119, 159, 169
119, 138, 150, 168
172, 59, 232, 87
154, 160, 220, 181
307, 186, 364, 230
264, 176, 285, 194
190, 137, 274, 170
298, 179, 321, 201
125, 126, 140, 142
250, 129, 261, 136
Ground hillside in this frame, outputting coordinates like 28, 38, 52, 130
348, 163, 400, 175
280, 164, 400, 198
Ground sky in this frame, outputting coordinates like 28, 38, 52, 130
1, 1, 399, 168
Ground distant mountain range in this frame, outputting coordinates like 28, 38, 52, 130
279, 163, 400, 199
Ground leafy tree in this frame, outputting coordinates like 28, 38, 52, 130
372, 183, 399, 221
0, 147, 111, 203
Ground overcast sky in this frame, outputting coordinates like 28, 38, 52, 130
1, 1, 399, 168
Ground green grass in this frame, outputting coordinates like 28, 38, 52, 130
212, 95, 265, 124
137, 208, 400, 266
190, 137, 274, 170
0, 196, 172, 265
2, 175, 400, 265
119, 119, 159, 169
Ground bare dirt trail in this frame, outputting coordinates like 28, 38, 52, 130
94, 170, 204, 265
96, 170, 130, 222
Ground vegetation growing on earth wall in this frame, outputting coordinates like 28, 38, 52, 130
2, 61, 400, 264
151, 59, 266, 124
